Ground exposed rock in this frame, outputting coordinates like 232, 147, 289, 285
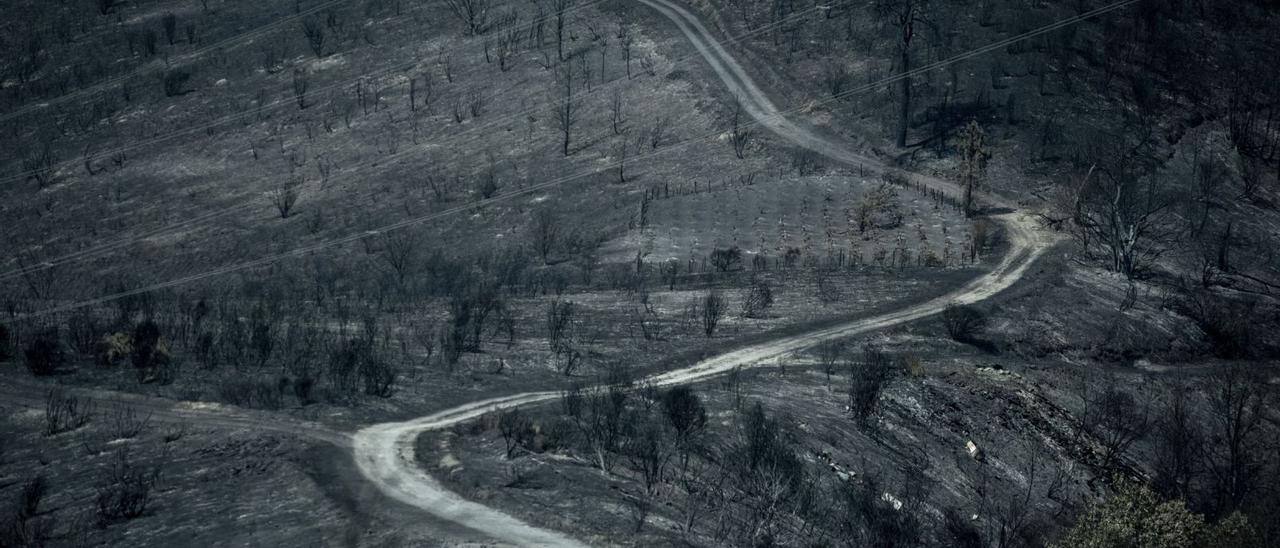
966, 440, 984, 461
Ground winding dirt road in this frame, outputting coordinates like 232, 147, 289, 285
350, 1, 1056, 546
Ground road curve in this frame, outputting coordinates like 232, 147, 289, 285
352, 2, 1055, 545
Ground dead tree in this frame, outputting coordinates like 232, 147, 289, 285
702, 291, 726, 337
877, 0, 930, 148
848, 345, 896, 426
611, 88, 627, 135
532, 208, 561, 264
269, 185, 300, 218
616, 134, 629, 183
292, 69, 309, 109
663, 386, 707, 480
575, 386, 628, 473
499, 408, 533, 458
555, 61, 577, 156
163, 12, 178, 45
740, 277, 774, 319
496, 26, 520, 71
380, 231, 419, 285
552, 0, 574, 61
816, 340, 842, 385
648, 115, 671, 149
661, 259, 680, 290
729, 95, 754, 159
545, 300, 576, 353
824, 58, 851, 98
710, 247, 743, 272
618, 23, 634, 78
1203, 363, 1271, 513
959, 120, 987, 217
1088, 387, 1149, 470
302, 17, 325, 57
21, 140, 57, 189
626, 418, 673, 496
1152, 380, 1201, 501
1069, 123, 1179, 279
445, 0, 490, 35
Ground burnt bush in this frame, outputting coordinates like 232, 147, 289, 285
217, 378, 284, 409
0, 323, 10, 361
360, 354, 397, 397
18, 476, 48, 520
942, 304, 988, 343
730, 402, 806, 495
325, 337, 397, 399
162, 13, 177, 45
25, 329, 64, 376
129, 321, 161, 369
1178, 291, 1255, 359
740, 278, 774, 318
2, 476, 53, 546
293, 376, 315, 405
710, 246, 743, 272
95, 450, 160, 524
269, 186, 300, 218
662, 386, 706, 445
327, 338, 364, 396
109, 406, 151, 439
45, 388, 93, 436
702, 291, 726, 337
790, 147, 823, 175
848, 346, 897, 426
498, 408, 536, 458
131, 321, 174, 384
1089, 388, 1149, 469
162, 69, 191, 96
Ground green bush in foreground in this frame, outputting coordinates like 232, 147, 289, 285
1054, 479, 1260, 548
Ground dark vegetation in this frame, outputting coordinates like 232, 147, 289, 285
443, 341, 1280, 547
697, 0, 1280, 354
941, 303, 987, 344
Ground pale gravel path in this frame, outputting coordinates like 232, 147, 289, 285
350, 1, 1057, 545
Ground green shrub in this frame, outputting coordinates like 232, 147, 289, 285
96, 332, 131, 367
1053, 479, 1203, 548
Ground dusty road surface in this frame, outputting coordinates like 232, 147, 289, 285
350, 1, 1057, 545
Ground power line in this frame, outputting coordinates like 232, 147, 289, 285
0, 5, 823, 282
15, 0, 1137, 320
0, 0, 354, 125
0, 0, 617, 186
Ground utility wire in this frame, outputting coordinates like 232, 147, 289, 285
0, 5, 823, 281
15, 0, 1137, 320
0, 0, 356, 125
0, 0, 617, 186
